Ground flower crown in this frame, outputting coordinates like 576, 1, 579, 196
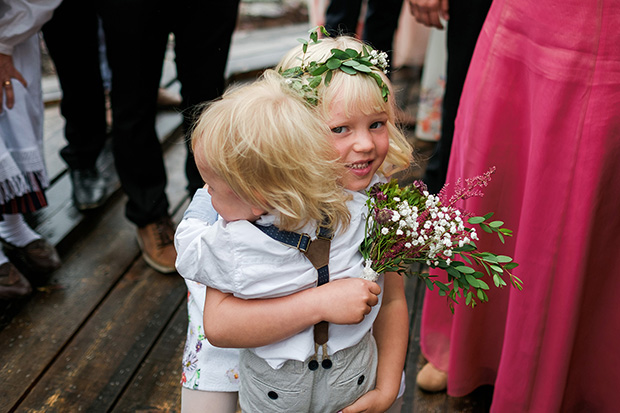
280, 26, 391, 105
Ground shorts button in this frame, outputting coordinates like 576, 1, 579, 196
357, 375, 365, 385
268, 391, 278, 400
322, 359, 333, 369
308, 360, 319, 370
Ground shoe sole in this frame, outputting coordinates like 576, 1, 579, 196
136, 237, 177, 275
73, 196, 108, 212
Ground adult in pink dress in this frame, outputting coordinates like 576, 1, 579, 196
419, 0, 620, 411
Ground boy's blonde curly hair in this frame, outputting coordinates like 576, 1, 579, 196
277, 35, 413, 177
191, 70, 351, 232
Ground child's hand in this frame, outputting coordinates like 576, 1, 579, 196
339, 388, 394, 413
315, 278, 380, 324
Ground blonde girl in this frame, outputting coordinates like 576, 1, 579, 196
197, 35, 413, 413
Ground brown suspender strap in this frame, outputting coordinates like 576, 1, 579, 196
303, 236, 331, 345
254, 222, 333, 346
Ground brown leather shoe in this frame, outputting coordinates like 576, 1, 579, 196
2, 238, 62, 275
416, 362, 448, 392
137, 216, 177, 274
0, 262, 32, 300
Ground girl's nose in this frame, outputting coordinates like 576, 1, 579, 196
352, 130, 375, 152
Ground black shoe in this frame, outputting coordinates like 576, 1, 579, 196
0, 262, 32, 300
70, 167, 107, 211
2, 238, 62, 275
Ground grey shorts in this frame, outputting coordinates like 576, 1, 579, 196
239, 332, 377, 413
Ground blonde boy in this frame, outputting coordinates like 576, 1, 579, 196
175, 71, 386, 412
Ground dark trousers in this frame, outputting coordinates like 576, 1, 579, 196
42, 0, 108, 171
324, 0, 403, 65
98, 0, 240, 226
423, 0, 493, 194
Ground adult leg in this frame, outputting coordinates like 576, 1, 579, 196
362, 0, 404, 65
171, 0, 241, 196
99, 0, 170, 227
42, 0, 108, 210
42, 0, 108, 171
324, 0, 363, 37
99, 0, 176, 273
422, 0, 493, 194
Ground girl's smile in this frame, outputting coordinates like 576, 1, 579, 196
328, 103, 390, 191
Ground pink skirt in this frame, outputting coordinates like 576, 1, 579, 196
420, 0, 620, 411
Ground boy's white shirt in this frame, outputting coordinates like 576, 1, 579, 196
175, 178, 385, 370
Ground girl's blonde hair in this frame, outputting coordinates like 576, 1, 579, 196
277, 36, 413, 177
191, 70, 351, 232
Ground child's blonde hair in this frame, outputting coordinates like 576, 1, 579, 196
191, 70, 351, 232
277, 35, 413, 177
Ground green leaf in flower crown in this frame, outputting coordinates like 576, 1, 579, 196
345, 48, 359, 58
468, 216, 485, 224
342, 60, 358, 67
495, 255, 513, 263
297, 38, 308, 44
281, 67, 299, 77
340, 65, 358, 75
504, 262, 519, 270
355, 64, 372, 73
308, 76, 322, 88
310, 30, 318, 43
489, 220, 504, 228
483, 212, 494, 220
325, 70, 333, 86
326, 57, 342, 70
331, 48, 352, 60
382, 85, 390, 98
309, 64, 329, 76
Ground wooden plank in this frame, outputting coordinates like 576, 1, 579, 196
0, 134, 191, 412
402, 267, 428, 412
226, 23, 310, 79
14, 260, 186, 412
111, 303, 187, 412
0, 196, 141, 412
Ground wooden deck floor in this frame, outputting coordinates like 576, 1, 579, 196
0, 23, 493, 413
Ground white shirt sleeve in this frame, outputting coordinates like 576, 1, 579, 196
0, 0, 62, 55
174, 189, 241, 294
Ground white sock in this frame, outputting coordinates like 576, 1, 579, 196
0, 214, 41, 247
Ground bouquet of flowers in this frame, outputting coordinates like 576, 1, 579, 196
359, 167, 523, 309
